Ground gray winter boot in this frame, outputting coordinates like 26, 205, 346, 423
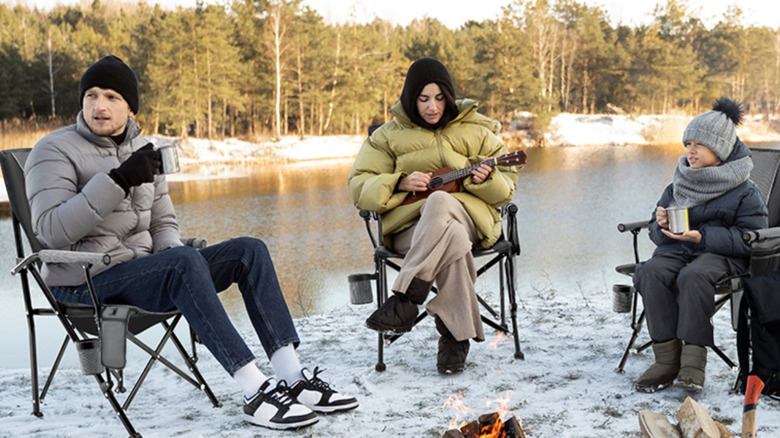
635, 339, 682, 393
674, 344, 707, 392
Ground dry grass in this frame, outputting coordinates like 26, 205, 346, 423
0, 119, 67, 179
0, 119, 67, 152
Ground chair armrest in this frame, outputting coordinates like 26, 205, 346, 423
617, 219, 650, 265
359, 210, 382, 249
743, 226, 780, 244
181, 238, 207, 248
617, 220, 650, 233
12, 249, 110, 276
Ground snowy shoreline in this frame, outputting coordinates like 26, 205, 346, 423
2, 112, 780, 204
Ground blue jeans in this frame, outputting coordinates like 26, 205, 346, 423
51, 237, 300, 376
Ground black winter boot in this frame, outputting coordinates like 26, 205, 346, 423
405, 277, 433, 305
365, 294, 418, 333
435, 316, 469, 374
365, 278, 432, 334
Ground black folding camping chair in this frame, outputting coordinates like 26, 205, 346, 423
0, 148, 221, 437
612, 147, 780, 374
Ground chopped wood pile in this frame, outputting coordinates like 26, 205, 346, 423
639, 396, 734, 438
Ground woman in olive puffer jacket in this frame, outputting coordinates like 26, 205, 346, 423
348, 58, 519, 374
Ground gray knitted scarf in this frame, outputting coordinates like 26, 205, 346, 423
672, 154, 752, 208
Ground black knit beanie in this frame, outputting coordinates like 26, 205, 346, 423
400, 58, 459, 130
79, 55, 139, 114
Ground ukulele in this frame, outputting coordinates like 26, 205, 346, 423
403, 150, 527, 205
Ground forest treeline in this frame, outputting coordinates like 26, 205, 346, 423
1, 0, 779, 141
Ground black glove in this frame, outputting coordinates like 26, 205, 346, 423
109, 143, 161, 195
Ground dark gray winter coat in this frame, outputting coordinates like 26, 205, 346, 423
648, 145, 768, 271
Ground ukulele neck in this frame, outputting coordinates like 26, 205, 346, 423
440, 157, 497, 184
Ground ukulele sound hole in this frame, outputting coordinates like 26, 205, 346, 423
429, 176, 444, 189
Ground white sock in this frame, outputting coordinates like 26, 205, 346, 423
270, 344, 304, 384
234, 362, 268, 398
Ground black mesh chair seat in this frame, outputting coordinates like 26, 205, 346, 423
62, 303, 178, 336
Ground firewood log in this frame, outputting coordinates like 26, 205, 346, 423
716, 422, 735, 438
677, 397, 720, 438
639, 410, 683, 438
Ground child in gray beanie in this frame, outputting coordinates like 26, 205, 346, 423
633, 97, 768, 394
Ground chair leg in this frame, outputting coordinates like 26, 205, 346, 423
22, 273, 43, 417
615, 310, 646, 373
40, 336, 70, 402
505, 256, 524, 360
375, 258, 387, 372
499, 261, 507, 327
95, 373, 142, 438
27, 324, 43, 417
122, 316, 221, 410
711, 344, 737, 370
169, 322, 221, 407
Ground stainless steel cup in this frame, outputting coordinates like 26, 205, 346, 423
156, 144, 180, 174
75, 338, 104, 375
611, 284, 633, 313
667, 206, 689, 234
347, 273, 374, 305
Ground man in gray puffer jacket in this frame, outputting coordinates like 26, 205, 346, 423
26, 55, 357, 431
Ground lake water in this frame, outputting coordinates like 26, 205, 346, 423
2, 142, 777, 368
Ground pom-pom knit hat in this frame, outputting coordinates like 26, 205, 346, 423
682, 96, 744, 161
79, 55, 139, 114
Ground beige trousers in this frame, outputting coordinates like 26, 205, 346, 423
391, 191, 484, 342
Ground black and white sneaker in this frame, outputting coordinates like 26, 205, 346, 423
288, 367, 359, 413
244, 378, 318, 430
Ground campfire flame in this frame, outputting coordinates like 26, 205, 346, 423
443, 391, 471, 430
486, 391, 513, 422
488, 331, 509, 349
442, 391, 524, 438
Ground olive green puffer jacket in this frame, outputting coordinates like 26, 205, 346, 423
348, 99, 519, 249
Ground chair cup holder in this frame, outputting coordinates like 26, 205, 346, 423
75, 338, 105, 375
348, 273, 374, 305
612, 284, 634, 313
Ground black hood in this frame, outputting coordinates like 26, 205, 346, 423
400, 58, 459, 130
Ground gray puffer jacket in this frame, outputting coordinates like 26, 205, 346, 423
25, 112, 182, 287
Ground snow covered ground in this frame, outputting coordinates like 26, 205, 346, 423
2, 114, 780, 437
0, 291, 777, 437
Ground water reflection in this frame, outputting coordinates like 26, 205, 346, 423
2, 143, 776, 368
168, 160, 375, 323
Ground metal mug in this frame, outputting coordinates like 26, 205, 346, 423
75, 338, 105, 375
611, 284, 633, 313
667, 206, 689, 234
156, 144, 180, 174
347, 273, 374, 305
